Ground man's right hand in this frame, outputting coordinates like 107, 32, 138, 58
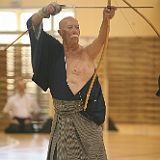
39, 2, 62, 18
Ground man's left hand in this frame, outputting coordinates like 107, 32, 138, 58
103, 6, 116, 20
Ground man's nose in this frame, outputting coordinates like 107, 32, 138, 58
72, 26, 79, 33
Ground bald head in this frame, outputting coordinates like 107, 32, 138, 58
58, 16, 80, 46
59, 16, 79, 30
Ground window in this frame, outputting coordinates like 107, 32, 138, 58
0, 9, 74, 44
20, 12, 52, 31
0, 34, 18, 44
0, 12, 17, 31
20, 12, 35, 31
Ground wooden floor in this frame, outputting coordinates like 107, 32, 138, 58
0, 124, 160, 160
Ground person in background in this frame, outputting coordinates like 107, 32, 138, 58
3, 78, 40, 133
27, 2, 116, 160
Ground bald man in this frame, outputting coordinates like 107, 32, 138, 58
27, 2, 116, 160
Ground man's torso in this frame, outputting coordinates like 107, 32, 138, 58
65, 48, 95, 95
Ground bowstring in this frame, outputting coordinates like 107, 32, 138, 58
113, 0, 138, 37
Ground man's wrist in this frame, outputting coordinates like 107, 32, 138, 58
37, 3, 61, 18
38, 7, 50, 18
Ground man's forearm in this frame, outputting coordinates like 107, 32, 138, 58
97, 6, 116, 45
31, 6, 50, 27
98, 18, 110, 45
31, 13, 43, 27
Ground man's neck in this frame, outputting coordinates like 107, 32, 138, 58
63, 42, 79, 55
64, 44, 80, 57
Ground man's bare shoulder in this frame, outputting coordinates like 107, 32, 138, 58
80, 45, 94, 62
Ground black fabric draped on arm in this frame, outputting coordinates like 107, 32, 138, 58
27, 17, 63, 91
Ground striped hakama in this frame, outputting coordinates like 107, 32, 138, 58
47, 99, 107, 160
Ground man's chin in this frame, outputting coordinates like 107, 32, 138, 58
71, 39, 79, 44
71, 37, 79, 41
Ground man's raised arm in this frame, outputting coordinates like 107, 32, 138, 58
84, 6, 116, 60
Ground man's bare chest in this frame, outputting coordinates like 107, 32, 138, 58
64, 52, 95, 94
65, 57, 94, 78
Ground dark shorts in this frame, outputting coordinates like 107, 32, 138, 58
5, 117, 34, 133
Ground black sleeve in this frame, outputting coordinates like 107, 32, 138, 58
26, 17, 63, 91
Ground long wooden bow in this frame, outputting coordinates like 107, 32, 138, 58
84, 0, 111, 111
83, 0, 160, 111
122, 0, 160, 38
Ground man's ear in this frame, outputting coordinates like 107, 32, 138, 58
58, 30, 62, 36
